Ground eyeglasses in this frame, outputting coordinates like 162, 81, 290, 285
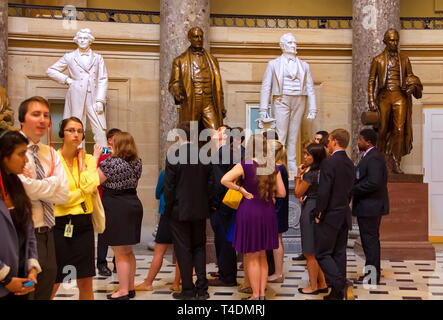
64, 129, 84, 134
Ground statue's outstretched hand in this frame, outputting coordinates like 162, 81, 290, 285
306, 111, 317, 120
95, 102, 105, 114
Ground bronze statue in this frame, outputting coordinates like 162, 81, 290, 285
0, 87, 15, 130
169, 27, 226, 130
368, 28, 422, 174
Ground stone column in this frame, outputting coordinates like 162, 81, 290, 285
159, 1, 216, 264
351, 0, 400, 161
159, 0, 210, 169
0, 0, 7, 89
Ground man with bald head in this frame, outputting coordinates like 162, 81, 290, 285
368, 28, 422, 174
169, 27, 226, 130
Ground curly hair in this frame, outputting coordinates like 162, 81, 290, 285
245, 134, 276, 201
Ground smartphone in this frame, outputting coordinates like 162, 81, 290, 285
102, 147, 110, 155
23, 280, 34, 288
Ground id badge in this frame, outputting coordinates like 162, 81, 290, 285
64, 222, 74, 238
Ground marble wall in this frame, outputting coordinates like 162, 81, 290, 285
7, 17, 443, 243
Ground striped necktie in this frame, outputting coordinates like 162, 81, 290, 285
30, 144, 55, 228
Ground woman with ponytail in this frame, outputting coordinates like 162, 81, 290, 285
0, 129, 41, 300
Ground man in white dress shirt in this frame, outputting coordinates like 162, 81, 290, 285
259, 33, 317, 175
47, 28, 108, 146
18, 96, 69, 300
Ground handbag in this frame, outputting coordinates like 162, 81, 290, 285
222, 188, 243, 210
91, 189, 106, 234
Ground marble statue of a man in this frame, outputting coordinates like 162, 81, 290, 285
259, 33, 317, 174
47, 28, 108, 146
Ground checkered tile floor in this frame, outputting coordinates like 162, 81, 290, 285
54, 246, 443, 300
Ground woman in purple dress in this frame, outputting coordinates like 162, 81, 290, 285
221, 134, 286, 300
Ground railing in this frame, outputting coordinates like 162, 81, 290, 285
7, 3, 443, 30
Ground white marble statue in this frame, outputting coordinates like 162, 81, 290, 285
47, 28, 108, 146
259, 33, 317, 174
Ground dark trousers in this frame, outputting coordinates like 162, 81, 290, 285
210, 210, 237, 284
315, 221, 348, 293
0, 293, 29, 300
170, 218, 208, 296
357, 216, 382, 280
29, 229, 57, 300
97, 234, 108, 266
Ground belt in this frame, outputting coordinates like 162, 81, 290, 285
35, 226, 52, 234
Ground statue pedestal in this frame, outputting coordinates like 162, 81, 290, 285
355, 174, 435, 260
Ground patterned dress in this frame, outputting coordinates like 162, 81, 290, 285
100, 157, 143, 246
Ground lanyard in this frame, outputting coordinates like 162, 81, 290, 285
60, 152, 81, 189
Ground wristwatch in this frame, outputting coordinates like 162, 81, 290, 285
0, 272, 13, 286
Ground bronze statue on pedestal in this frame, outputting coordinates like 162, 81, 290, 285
0, 87, 15, 130
367, 28, 422, 174
169, 27, 226, 130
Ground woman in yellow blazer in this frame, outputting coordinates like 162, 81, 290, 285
51, 117, 100, 300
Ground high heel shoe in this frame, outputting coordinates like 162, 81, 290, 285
241, 296, 260, 300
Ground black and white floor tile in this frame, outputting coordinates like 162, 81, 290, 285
54, 246, 443, 300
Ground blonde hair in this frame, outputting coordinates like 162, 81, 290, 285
112, 132, 138, 162
270, 140, 287, 170
245, 134, 276, 201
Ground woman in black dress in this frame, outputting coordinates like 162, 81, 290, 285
98, 132, 143, 300
295, 143, 328, 295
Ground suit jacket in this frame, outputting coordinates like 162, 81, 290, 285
168, 47, 225, 126
352, 148, 389, 217
47, 49, 108, 129
164, 143, 213, 221
316, 150, 355, 230
0, 200, 41, 298
260, 55, 316, 112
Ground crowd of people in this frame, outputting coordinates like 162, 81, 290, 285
0, 96, 389, 301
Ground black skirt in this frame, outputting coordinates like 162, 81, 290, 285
54, 214, 95, 283
300, 198, 316, 255
155, 214, 172, 244
101, 188, 143, 246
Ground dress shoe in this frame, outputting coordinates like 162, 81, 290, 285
268, 275, 284, 283
298, 287, 328, 295
172, 291, 195, 300
107, 293, 130, 300
97, 265, 112, 277
292, 254, 306, 261
195, 291, 210, 300
208, 278, 237, 287
323, 288, 344, 300
208, 271, 220, 278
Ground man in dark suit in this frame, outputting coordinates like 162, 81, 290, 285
164, 121, 213, 300
314, 128, 355, 300
209, 126, 245, 287
353, 129, 389, 285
